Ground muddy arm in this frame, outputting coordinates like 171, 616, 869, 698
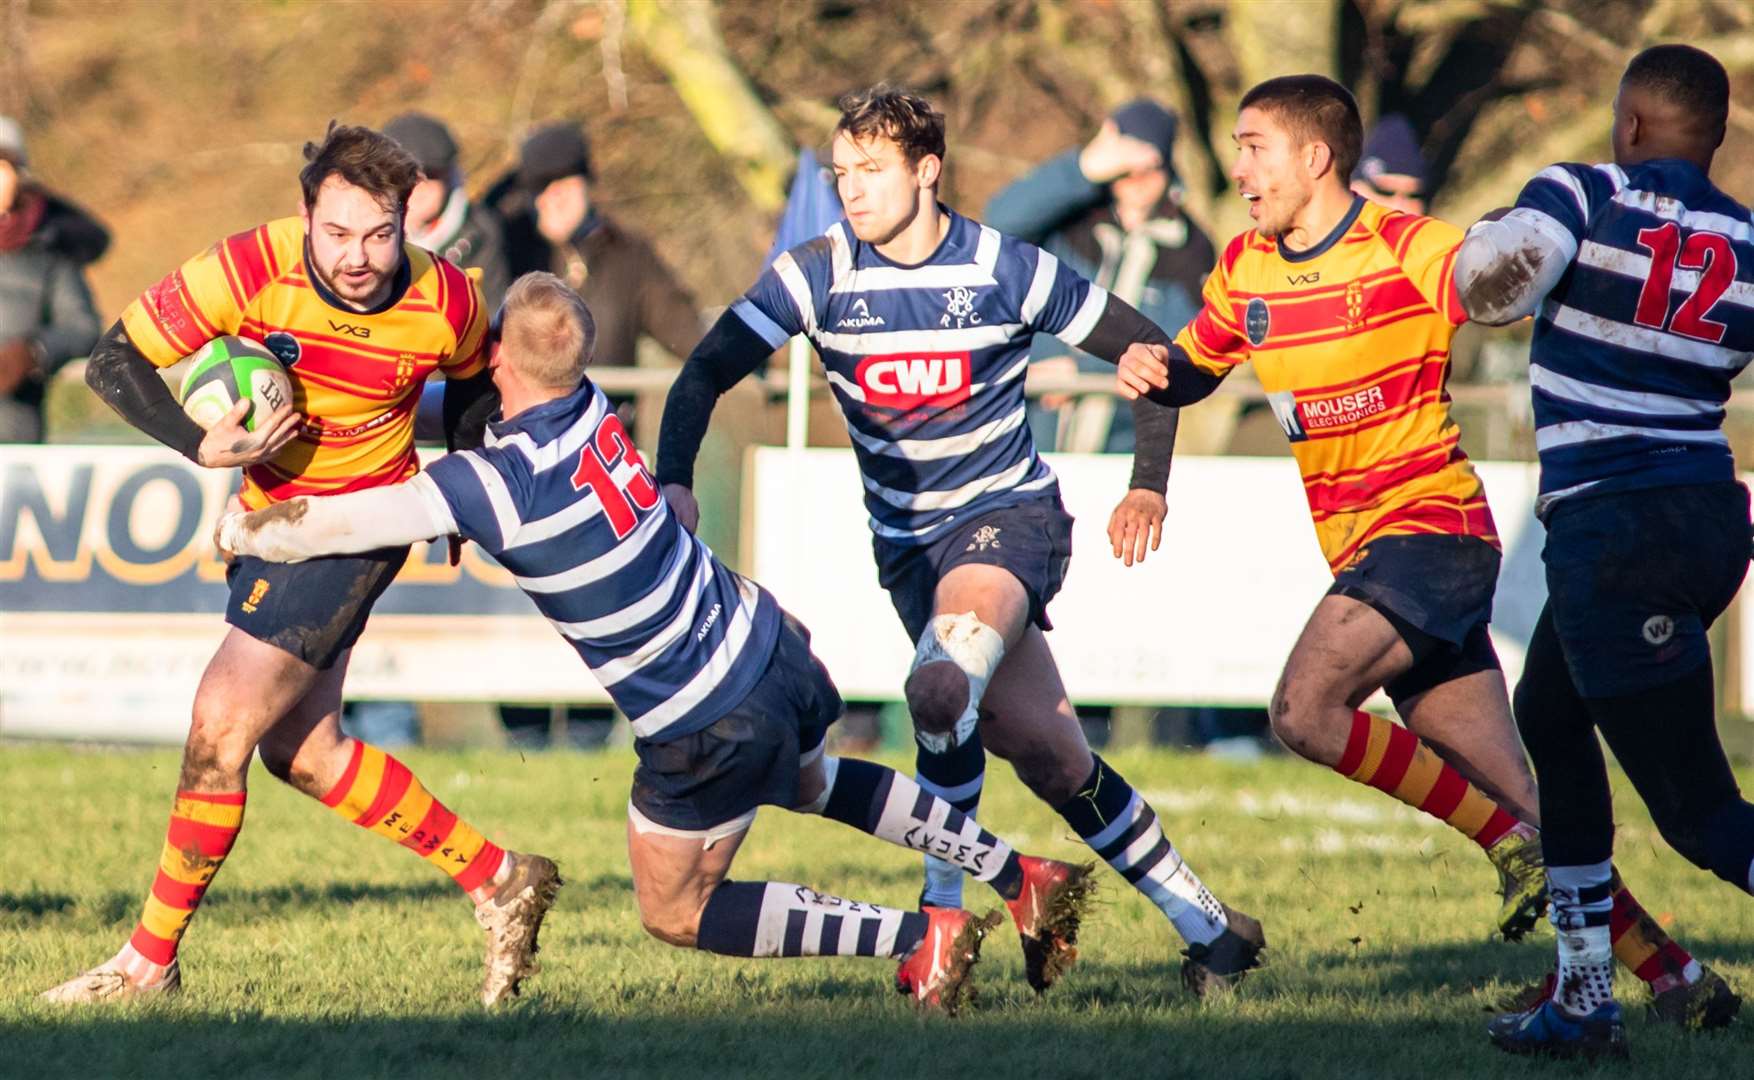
216, 474, 455, 563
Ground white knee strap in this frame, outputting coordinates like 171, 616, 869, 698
910, 612, 1006, 754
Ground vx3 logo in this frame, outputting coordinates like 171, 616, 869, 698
1285, 272, 1321, 286
328, 320, 371, 338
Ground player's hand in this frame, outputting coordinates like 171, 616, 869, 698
663, 483, 700, 534
1115, 342, 1170, 401
1078, 121, 1163, 184
211, 494, 249, 563
1107, 488, 1167, 567
196, 400, 302, 468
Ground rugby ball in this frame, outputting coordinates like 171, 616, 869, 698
178, 336, 293, 432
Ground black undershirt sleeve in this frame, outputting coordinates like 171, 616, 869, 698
1066, 293, 1183, 495
655, 309, 773, 489
1150, 346, 1229, 408
83, 320, 206, 462
442, 368, 499, 453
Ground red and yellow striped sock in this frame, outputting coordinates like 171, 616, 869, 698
1334, 710, 1521, 850
127, 790, 246, 967
1609, 871, 1699, 994
320, 739, 506, 899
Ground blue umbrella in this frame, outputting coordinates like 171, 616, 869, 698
764, 148, 844, 268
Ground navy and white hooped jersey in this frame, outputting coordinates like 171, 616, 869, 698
412, 380, 781, 741
1510, 159, 1754, 509
732, 208, 1110, 545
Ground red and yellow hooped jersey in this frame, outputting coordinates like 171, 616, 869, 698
1174, 198, 1496, 572
121, 217, 488, 509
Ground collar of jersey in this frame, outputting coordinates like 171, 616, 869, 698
302, 237, 415, 316
1638, 157, 1712, 200
488, 378, 594, 442
1276, 194, 1365, 263
859, 204, 966, 270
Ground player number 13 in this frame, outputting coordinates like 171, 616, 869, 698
570, 413, 659, 538
1632, 222, 1737, 344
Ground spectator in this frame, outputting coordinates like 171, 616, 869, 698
1350, 113, 1428, 216
986, 98, 1214, 453
384, 112, 511, 310
0, 117, 106, 443
513, 122, 702, 372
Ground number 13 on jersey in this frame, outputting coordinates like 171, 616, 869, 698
570, 413, 659, 538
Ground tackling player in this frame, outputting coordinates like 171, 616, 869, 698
42, 125, 558, 1008
1111, 75, 1730, 1023
655, 85, 1264, 995
212, 273, 1095, 1014
1457, 45, 1754, 1058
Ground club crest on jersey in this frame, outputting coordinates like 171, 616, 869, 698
263, 331, 302, 367
856, 351, 971, 410
1245, 297, 1271, 346
940, 285, 982, 328
837, 297, 886, 329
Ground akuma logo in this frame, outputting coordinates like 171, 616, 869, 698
837, 298, 886, 329
856, 352, 971, 409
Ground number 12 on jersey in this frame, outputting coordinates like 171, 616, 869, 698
570, 413, 659, 538
1633, 222, 1736, 344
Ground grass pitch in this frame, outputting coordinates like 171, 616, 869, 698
3, 742, 1750, 1079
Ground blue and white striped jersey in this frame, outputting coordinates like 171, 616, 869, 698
732, 209, 1110, 544
1509, 159, 1754, 508
414, 380, 781, 741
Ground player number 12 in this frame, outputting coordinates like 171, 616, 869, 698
570, 413, 659, 538
1632, 222, 1736, 344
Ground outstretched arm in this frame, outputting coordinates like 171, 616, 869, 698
1454, 209, 1574, 326
1055, 291, 1225, 567
215, 474, 456, 564
654, 309, 772, 530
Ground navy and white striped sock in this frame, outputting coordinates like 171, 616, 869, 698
1056, 755, 1228, 946
817, 757, 1022, 898
1550, 861, 1616, 1017
914, 734, 986, 908
695, 880, 927, 959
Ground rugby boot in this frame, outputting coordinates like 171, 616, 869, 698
1650, 964, 1742, 1030
1485, 824, 1548, 941
475, 851, 562, 1007
894, 906, 1001, 1016
1181, 904, 1267, 998
1488, 998, 1630, 1061
1005, 856, 1096, 993
40, 956, 181, 1004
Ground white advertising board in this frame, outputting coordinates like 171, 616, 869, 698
744, 448, 1561, 706
0, 445, 603, 742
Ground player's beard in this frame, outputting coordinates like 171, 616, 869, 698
315, 256, 395, 307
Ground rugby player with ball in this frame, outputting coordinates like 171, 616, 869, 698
43, 123, 559, 1009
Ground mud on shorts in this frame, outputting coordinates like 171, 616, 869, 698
1328, 533, 1503, 709
224, 546, 409, 670
628, 614, 844, 842
873, 494, 1075, 642
1542, 481, 1751, 698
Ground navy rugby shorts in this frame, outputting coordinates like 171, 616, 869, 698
224, 545, 409, 670
873, 494, 1074, 642
1542, 481, 1750, 698
1328, 533, 1503, 707
629, 613, 843, 837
